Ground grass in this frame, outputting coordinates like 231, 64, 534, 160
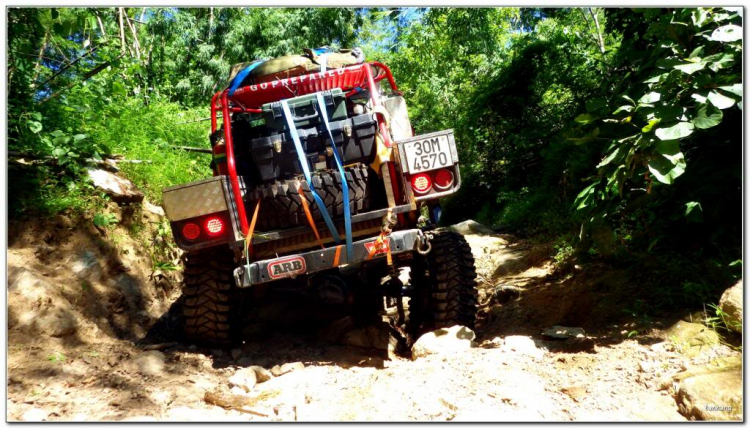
89, 99, 213, 204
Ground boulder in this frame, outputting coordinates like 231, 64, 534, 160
719, 280, 742, 334
449, 220, 496, 236
86, 168, 144, 204
666, 321, 721, 357
411, 325, 476, 360
228, 368, 257, 392
676, 370, 742, 421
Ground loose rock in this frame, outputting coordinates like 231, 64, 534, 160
719, 280, 742, 334
135, 351, 165, 376
250, 366, 273, 383
271, 362, 304, 377
229, 368, 258, 393
449, 219, 496, 236
666, 321, 720, 356
543, 326, 586, 340
501, 335, 546, 360
411, 325, 477, 360
87, 168, 144, 203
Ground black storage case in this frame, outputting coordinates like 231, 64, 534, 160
237, 113, 378, 183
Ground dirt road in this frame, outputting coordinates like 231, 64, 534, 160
6, 215, 740, 421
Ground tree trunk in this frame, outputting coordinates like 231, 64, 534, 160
31, 31, 49, 88
125, 11, 141, 59
118, 7, 127, 55
588, 8, 606, 54
95, 10, 107, 39
40, 53, 126, 104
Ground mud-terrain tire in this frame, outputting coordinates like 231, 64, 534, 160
408, 230, 478, 336
182, 246, 238, 347
246, 164, 373, 231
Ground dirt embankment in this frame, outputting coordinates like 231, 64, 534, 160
6, 208, 742, 421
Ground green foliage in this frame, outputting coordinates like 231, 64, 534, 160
574, 7, 741, 242
93, 212, 118, 227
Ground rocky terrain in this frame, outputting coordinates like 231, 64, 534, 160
6, 196, 743, 421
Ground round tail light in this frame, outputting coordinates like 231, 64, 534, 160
411, 173, 432, 194
182, 223, 200, 240
205, 217, 224, 236
433, 169, 455, 190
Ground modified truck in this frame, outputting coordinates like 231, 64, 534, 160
162, 48, 478, 346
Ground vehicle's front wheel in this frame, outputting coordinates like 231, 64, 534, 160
408, 230, 478, 336
182, 246, 238, 347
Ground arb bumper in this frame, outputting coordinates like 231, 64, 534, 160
233, 229, 420, 288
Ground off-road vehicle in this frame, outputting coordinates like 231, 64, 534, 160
162, 48, 478, 346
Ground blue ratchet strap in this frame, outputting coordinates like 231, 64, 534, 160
280, 99, 342, 244
316, 92, 353, 262
228, 59, 265, 97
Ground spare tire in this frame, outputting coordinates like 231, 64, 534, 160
245, 164, 378, 231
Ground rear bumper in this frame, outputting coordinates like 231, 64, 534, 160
233, 229, 420, 288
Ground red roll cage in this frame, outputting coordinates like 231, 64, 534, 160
209, 62, 402, 236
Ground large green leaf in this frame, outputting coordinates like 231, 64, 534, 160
719, 83, 742, 98
655, 140, 685, 165
27, 121, 42, 133
655, 122, 694, 140
647, 140, 687, 184
711, 24, 743, 42
692, 104, 723, 129
638, 92, 661, 104
575, 113, 597, 124
707, 90, 736, 109
674, 61, 705, 75
597, 147, 620, 168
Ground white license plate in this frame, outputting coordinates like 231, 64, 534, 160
403, 135, 454, 173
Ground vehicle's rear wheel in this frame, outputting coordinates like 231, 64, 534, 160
245, 164, 375, 231
408, 230, 478, 336
182, 246, 238, 347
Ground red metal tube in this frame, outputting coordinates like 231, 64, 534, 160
364, 63, 392, 149
220, 91, 250, 235
210, 91, 221, 133
369, 61, 399, 92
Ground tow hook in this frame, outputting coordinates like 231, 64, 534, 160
416, 230, 432, 255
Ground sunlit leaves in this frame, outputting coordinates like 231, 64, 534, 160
647, 140, 686, 184
711, 24, 742, 42
638, 92, 661, 104
707, 90, 736, 109
655, 122, 693, 140
692, 103, 723, 129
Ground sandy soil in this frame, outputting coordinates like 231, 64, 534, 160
6, 210, 740, 421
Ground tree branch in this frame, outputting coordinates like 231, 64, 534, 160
40, 53, 126, 104
588, 7, 606, 54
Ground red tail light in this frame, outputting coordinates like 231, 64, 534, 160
182, 223, 200, 240
205, 217, 224, 236
411, 173, 432, 194
433, 169, 455, 190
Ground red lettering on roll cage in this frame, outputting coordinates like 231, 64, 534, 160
267, 256, 307, 279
